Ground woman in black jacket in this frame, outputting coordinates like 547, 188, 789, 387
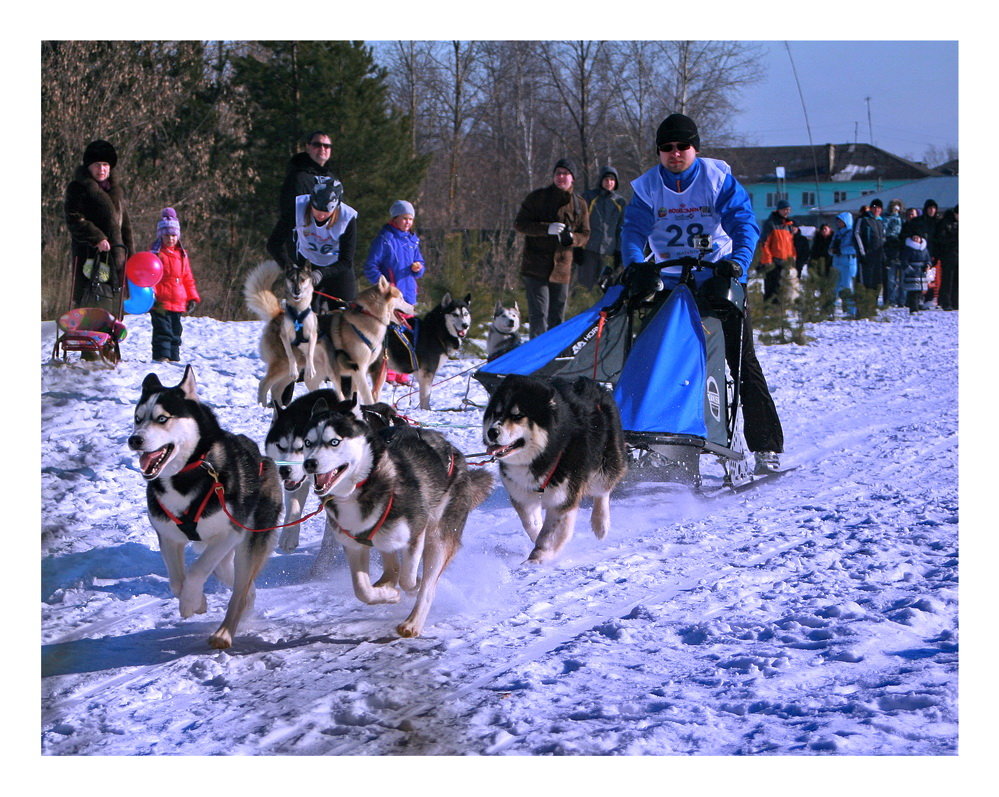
64, 140, 134, 308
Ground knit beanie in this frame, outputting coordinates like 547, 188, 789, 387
157, 207, 181, 239
83, 139, 118, 169
655, 114, 700, 150
390, 200, 415, 218
553, 158, 577, 178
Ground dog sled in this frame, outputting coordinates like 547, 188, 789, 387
473, 251, 754, 489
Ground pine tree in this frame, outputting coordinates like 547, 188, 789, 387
229, 41, 429, 257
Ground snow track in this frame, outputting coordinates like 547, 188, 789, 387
40, 310, 959, 756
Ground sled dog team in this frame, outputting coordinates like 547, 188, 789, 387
128, 268, 625, 648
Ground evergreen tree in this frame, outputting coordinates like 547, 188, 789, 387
230, 41, 429, 257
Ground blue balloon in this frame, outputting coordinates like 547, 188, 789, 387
123, 281, 155, 314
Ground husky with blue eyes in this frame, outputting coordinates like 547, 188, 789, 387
127, 365, 283, 649
301, 398, 492, 638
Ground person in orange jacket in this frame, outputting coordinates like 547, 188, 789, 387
758, 199, 798, 302
149, 208, 200, 362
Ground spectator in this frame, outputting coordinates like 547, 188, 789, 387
364, 200, 425, 306
809, 223, 834, 279
267, 177, 358, 311
854, 198, 886, 301
882, 199, 905, 306
758, 199, 798, 303
901, 233, 932, 313
620, 112, 784, 474
64, 139, 134, 311
514, 158, 590, 337
275, 131, 336, 238
830, 211, 859, 316
577, 165, 626, 291
935, 205, 959, 311
149, 208, 200, 363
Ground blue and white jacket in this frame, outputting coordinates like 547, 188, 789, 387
620, 158, 760, 284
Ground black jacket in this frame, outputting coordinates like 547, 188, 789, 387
64, 164, 134, 274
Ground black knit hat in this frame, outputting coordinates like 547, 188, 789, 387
553, 157, 577, 178
656, 114, 700, 151
83, 140, 118, 169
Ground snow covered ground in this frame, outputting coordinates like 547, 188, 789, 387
38, 299, 971, 773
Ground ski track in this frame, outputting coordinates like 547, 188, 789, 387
40, 310, 959, 756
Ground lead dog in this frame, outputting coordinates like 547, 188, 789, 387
482, 374, 627, 564
128, 365, 283, 648
302, 399, 492, 637
383, 292, 472, 409
244, 260, 329, 409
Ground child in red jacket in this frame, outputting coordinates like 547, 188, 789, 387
150, 208, 200, 362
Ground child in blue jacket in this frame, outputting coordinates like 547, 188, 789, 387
364, 200, 425, 384
364, 200, 425, 305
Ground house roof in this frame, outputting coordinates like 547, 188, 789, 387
701, 143, 942, 184
817, 175, 958, 214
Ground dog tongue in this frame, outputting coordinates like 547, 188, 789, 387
139, 450, 161, 474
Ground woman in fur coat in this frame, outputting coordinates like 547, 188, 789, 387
63, 140, 134, 308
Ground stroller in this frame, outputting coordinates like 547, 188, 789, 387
52, 245, 128, 365
474, 242, 754, 489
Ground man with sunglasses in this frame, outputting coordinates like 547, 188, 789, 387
620, 113, 784, 475
274, 131, 338, 254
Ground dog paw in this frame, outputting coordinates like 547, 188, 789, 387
278, 529, 299, 553
179, 590, 207, 618
208, 628, 233, 649
396, 619, 423, 637
526, 547, 553, 565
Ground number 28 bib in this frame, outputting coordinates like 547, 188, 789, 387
630, 157, 733, 275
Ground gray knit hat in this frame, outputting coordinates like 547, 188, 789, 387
390, 200, 415, 218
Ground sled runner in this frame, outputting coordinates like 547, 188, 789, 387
474, 249, 753, 489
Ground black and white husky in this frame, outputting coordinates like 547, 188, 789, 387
302, 399, 492, 637
482, 374, 628, 564
486, 300, 522, 361
265, 389, 404, 560
384, 292, 472, 409
128, 366, 283, 648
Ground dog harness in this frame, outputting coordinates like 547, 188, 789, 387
285, 305, 312, 346
153, 457, 215, 541
324, 491, 395, 547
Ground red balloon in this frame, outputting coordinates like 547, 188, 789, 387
125, 251, 164, 288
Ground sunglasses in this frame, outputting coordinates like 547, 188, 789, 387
310, 141, 332, 149
658, 142, 693, 153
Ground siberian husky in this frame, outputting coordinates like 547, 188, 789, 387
384, 291, 473, 409
320, 276, 414, 406
486, 300, 522, 361
244, 260, 330, 408
265, 389, 405, 560
127, 365, 283, 648
482, 374, 628, 564
302, 398, 492, 637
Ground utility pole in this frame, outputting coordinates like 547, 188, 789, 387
866, 96, 874, 147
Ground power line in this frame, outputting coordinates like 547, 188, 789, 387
783, 41, 822, 208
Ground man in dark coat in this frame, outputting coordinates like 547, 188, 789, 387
854, 198, 886, 297
64, 139, 134, 308
514, 158, 590, 337
274, 131, 337, 242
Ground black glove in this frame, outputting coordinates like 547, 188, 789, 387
714, 259, 742, 279
558, 227, 574, 248
624, 262, 663, 298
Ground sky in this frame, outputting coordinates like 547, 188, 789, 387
731, 41, 958, 164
